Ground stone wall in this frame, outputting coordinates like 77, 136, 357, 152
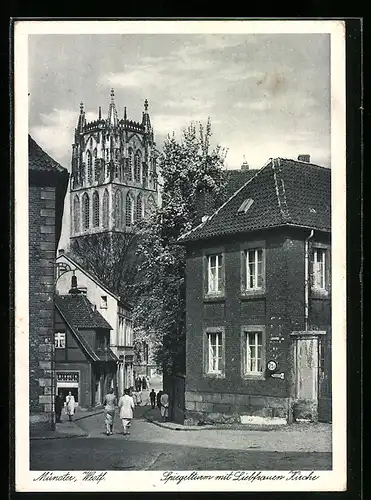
184, 390, 290, 425
29, 185, 56, 422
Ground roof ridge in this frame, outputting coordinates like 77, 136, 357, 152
178, 160, 271, 242
272, 158, 291, 223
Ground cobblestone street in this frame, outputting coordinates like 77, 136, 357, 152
30, 405, 332, 471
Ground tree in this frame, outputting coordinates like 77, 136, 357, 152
70, 231, 141, 305
133, 119, 228, 375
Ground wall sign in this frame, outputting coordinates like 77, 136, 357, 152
57, 372, 79, 382
271, 372, 285, 380
267, 360, 277, 371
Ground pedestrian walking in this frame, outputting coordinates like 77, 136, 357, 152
118, 388, 135, 436
160, 391, 169, 420
150, 389, 156, 409
65, 391, 75, 422
103, 387, 117, 436
142, 376, 147, 390
157, 390, 163, 410
55, 393, 64, 423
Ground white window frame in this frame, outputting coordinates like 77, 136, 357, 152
207, 253, 224, 295
204, 327, 225, 378
55, 332, 66, 349
245, 248, 264, 291
312, 247, 327, 291
241, 325, 265, 379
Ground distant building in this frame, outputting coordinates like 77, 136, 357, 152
29, 135, 69, 424
69, 89, 160, 244
178, 156, 331, 425
55, 293, 117, 407
56, 251, 134, 394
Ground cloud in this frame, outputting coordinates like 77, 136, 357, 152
152, 113, 214, 136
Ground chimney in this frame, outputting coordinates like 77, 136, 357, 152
298, 154, 310, 163
241, 155, 249, 170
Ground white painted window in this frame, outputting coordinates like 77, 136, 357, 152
54, 332, 66, 349
312, 248, 326, 290
207, 254, 223, 294
207, 331, 223, 374
245, 248, 263, 290
244, 331, 263, 374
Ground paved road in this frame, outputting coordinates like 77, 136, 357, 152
30, 407, 332, 471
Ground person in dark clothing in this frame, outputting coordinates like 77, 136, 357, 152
157, 390, 163, 410
142, 376, 147, 390
150, 389, 156, 409
55, 393, 64, 423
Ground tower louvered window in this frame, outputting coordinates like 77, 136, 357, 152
82, 193, 90, 230
102, 189, 109, 229
94, 149, 99, 181
73, 195, 80, 233
125, 149, 133, 180
134, 151, 141, 182
125, 193, 133, 227
114, 190, 123, 229
135, 193, 143, 221
92, 191, 100, 227
87, 151, 93, 182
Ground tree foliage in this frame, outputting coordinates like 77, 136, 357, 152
133, 119, 228, 375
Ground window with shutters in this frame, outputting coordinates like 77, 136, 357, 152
73, 195, 80, 234
87, 150, 93, 183
92, 191, 100, 227
135, 193, 143, 221
134, 151, 141, 182
82, 193, 90, 230
114, 190, 123, 229
102, 189, 109, 229
125, 192, 134, 227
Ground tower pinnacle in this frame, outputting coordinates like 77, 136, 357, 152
107, 89, 118, 127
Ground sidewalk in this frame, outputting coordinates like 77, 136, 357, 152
30, 407, 104, 440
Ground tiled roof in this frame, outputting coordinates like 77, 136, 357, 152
55, 294, 113, 330
29, 135, 67, 174
179, 158, 331, 242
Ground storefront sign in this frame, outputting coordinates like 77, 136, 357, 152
57, 372, 79, 382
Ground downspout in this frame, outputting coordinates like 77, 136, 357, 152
304, 230, 315, 331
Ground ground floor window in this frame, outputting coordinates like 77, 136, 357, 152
204, 327, 225, 377
241, 326, 265, 378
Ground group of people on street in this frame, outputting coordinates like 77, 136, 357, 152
134, 375, 150, 392
54, 384, 170, 433
54, 391, 76, 423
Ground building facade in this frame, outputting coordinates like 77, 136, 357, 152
56, 251, 134, 395
179, 156, 331, 425
29, 135, 69, 423
55, 293, 118, 408
70, 89, 159, 242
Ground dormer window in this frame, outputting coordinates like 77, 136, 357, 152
238, 198, 254, 214
100, 296, 107, 309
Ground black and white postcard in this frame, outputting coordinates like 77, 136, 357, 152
14, 19, 347, 492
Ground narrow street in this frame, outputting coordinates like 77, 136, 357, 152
30, 406, 332, 471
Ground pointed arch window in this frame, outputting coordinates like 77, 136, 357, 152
125, 192, 134, 227
102, 189, 109, 229
92, 191, 100, 227
146, 194, 156, 214
73, 195, 80, 234
82, 193, 90, 230
125, 148, 133, 180
87, 151, 93, 183
134, 151, 141, 182
114, 189, 123, 229
135, 193, 143, 221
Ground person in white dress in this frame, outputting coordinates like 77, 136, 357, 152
65, 391, 75, 422
118, 388, 135, 435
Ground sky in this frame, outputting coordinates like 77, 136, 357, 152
28, 32, 331, 171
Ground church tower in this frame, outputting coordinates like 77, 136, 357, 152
70, 90, 159, 242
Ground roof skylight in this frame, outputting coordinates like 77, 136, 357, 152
237, 198, 254, 214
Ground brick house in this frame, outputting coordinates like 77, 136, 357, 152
29, 135, 69, 423
55, 251, 134, 394
178, 156, 331, 425
54, 292, 118, 408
